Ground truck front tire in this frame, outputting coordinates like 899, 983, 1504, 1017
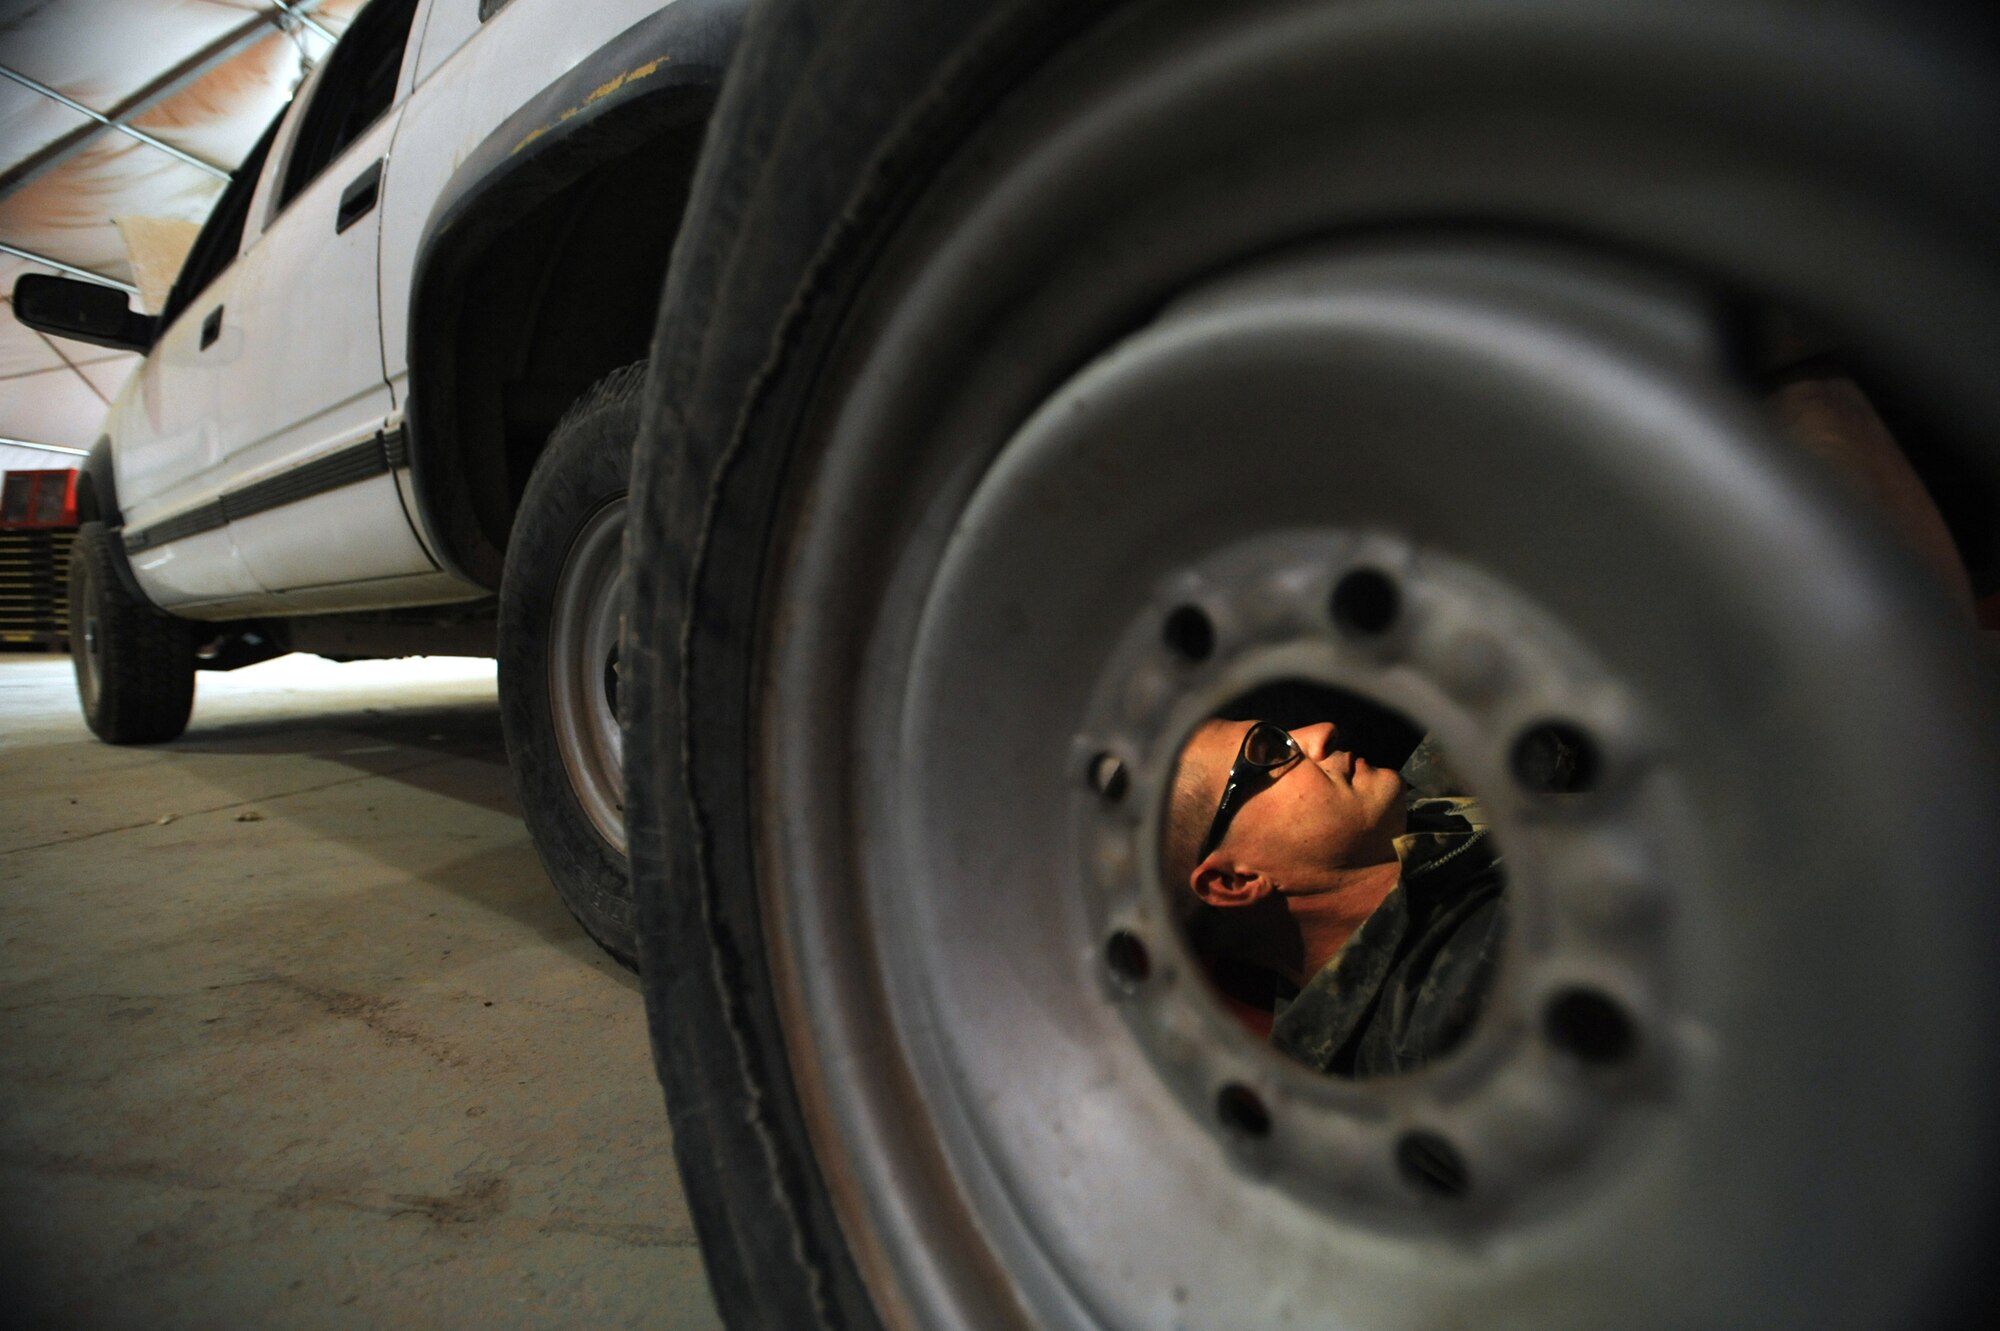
68, 520, 195, 745
626, 2, 2000, 1329
498, 363, 646, 965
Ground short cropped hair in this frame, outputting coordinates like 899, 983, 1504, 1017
1164, 720, 1233, 937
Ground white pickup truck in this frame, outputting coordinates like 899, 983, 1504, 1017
13, 0, 745, 964
18, 2, 2000, 1330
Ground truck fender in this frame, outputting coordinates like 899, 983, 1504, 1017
77, 440, 157, 608
404, 0, 747, 586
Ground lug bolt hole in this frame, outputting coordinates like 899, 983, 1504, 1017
1162, 605, 1215, 662
1330, 566, 1400, 636
1543, 986, 1637, 1065
1395, 1130, 1470, 1199
1088, 752, 1129, 801
1103, 930, 1150, 987
1216, 1083, 1271, 1139
1510, 720, 1601, 794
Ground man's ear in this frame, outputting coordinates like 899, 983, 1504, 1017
1191, 854, 1272, 909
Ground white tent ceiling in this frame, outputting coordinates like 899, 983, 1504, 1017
0, 0, 365, 474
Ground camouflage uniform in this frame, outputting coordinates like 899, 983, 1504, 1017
1269, 792, 1505, 1078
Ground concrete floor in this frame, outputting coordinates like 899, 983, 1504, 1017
0, 652, 722, 1330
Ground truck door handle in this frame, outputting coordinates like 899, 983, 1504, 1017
336, 159, 383, 234
200, 305, 223, 349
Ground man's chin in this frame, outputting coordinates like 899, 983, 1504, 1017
1370, 772, 1413, 835
1359, 764, 1403, 800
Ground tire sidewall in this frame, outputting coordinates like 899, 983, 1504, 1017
68, 520, 195, 745
499, 366, 647, 965
625, 3, 1098, 1328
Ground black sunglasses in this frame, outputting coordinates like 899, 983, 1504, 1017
1196, 721, 1301, 860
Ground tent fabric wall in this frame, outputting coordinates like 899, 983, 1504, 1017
0, 0, 362, 454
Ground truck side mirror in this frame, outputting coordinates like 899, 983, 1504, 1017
10, 273, 158, 353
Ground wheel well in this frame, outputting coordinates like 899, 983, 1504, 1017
410, 112, 707, 586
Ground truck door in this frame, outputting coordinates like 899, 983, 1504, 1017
209, 0, 440, 606
115, 113, 286, 608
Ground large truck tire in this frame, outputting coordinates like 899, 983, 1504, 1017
68, 520, 195, 745
623, 2, 2000, 1329
499, 363, 645, 966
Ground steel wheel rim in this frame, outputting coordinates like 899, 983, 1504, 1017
698, 5, 2000, 1328
766, 247, 1996, 1331
549, 497, 627, 853
74, 561, 102, 712
79, 613, 100, 707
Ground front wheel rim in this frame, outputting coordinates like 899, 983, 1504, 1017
549, 497, 627, 854
765, 241, 1999, 1331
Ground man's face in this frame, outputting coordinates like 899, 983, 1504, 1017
1187, 720, 1408, 903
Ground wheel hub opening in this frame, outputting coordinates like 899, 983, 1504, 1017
1156, 679, 1510, 1091
1059, 525, 1681, 1224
